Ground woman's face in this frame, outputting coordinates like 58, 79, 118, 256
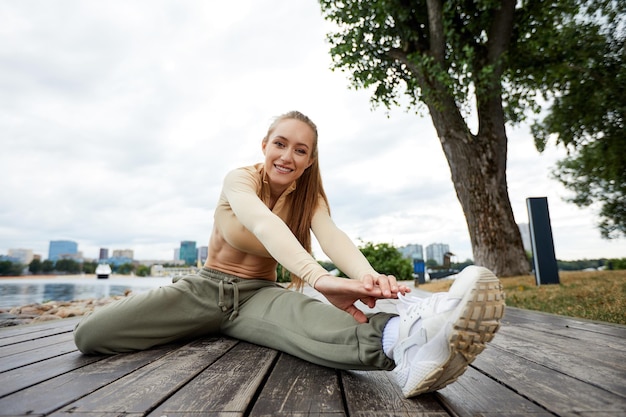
262, 118, 315, 195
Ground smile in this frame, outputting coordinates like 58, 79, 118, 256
274, 164, 294, 174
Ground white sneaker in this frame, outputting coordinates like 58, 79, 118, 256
392, 265, 505, 397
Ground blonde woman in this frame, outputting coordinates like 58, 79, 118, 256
74, 111, 505, 397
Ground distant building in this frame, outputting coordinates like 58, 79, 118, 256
99, 248, 109, 261
8, 248, 34, 265
398, 244, 424, 260
173, 248, 180, 261
48, 240, 78, 262
197, 246, 208, 264
426, 243, 450, 266
112, 249, 134, 259
179, 241, 197, 266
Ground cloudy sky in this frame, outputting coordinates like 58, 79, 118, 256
1, 0, 624, 263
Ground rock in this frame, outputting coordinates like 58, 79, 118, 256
0, 292, 134, 328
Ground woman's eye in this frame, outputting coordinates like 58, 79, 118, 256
296, 149, 307, 155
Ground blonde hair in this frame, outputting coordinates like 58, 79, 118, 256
263, 111, 329, 290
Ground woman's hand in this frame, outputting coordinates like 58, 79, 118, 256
313, 274, 410, 324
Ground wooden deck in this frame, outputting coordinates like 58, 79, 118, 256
1, 287, 625, 417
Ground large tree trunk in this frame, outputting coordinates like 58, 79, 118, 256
426, 95, 530, 277
420, 0, 528, 276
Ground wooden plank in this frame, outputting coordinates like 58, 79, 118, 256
502, 311, 626, 354
0, 343, 176, 416
0, 331, 76, 358
249, 353, 345, 417
341, 370, 450, 417
50, 337, 238, 416
436, 366, 554, 417
470, 343, 626, 416
489, 328, 626, 397
147, 341, 278, 417
503, 307, 626, 339
0, 318, 79, 347
0, 338, 78, 372
0, 350, 103, 398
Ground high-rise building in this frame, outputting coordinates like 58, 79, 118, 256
99, 248, 109, 261
398, 244, 424, 260
179, 241, 197, 266
197, 246, 208, 264
426, 243, 450, 266
48, 240, 78, 262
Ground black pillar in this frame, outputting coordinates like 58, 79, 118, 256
526, 197, 560, 285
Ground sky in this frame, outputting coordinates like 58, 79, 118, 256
1, 0, 624, 263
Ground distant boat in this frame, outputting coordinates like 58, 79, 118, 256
95, 263, 112, 279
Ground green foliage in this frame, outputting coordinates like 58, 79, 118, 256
606, 258, 626, 270
135, 265, 151, 277
54, 259, 81, 274
29, 258, 42, 274
41, 260, 54, 273
116, 263, 134, 275
529, 1, 626, 238
338, 241, 413, 280
318, 261, 337, 272
0, 260, 23, 276
82, 261, 98, 274
425, 259, 439, 268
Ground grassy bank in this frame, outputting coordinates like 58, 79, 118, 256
416, 269, 626, 325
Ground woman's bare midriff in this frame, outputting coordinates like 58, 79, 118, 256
205, 228, 278, 281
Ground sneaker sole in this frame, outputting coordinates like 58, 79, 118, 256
403, 269, 505, 397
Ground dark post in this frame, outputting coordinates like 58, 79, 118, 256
414, 259, 426, 285
526, 197, 560, 286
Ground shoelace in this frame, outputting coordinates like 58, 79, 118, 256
397, 292, 451, 317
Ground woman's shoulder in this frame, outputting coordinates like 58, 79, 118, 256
223, 164, 264, 192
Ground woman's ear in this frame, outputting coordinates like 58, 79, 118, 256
261, 139, 267, 154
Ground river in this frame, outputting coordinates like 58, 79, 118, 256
0, 275, 172, 309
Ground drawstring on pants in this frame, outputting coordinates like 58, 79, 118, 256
217, 279, 240, 321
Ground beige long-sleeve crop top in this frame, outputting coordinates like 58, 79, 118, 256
210, 164, 378, 287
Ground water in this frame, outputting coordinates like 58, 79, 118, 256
0, 275, 173, 309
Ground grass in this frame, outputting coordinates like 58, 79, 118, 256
416, 269, 626, 325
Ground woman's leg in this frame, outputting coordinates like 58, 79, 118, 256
221, 282, 396, 371
74, 274, 224, 354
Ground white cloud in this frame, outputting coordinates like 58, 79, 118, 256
0, 0, 623, 263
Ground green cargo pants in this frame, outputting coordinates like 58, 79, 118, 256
74, 267, 397, 371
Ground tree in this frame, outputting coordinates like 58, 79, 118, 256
530, 3, 626, 238
29, 258, 42, 275
136, 265, 151, 277
339, 241, 413, 280
117, 263, 135, 275
318, 0, 623, 276
0, 260, 23, 276
55, 259, 81, 274
41, 260, 54, 274
82, 261, 98, 274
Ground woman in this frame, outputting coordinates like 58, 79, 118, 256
74, 110, 505, 398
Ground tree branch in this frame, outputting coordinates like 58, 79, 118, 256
487, 0, 516, 75
426, 0, 445, 63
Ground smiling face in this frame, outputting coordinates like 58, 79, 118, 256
262, 118, 316, 197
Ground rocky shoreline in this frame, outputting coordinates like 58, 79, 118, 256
0, 290, 132, 328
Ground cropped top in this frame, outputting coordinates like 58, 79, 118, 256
212, 164, 378, 287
